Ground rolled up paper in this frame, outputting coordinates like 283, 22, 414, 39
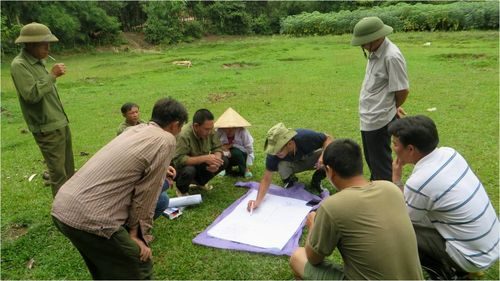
167, 194, 202, 208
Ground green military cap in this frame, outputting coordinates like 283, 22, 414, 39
15, 22, 59, 44
351, 17, 392, 46
264, 123, 297, 155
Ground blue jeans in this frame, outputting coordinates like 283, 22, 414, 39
154, 180, 170, 220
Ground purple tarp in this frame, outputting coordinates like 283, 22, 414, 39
192, 181, 329, 256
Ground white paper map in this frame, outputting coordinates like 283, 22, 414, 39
207, 189, 312, 250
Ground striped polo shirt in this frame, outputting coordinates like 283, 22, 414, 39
404, 147, 499, 272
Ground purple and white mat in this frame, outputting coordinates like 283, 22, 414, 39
192, 181, 329, 256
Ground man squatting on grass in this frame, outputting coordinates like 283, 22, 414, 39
289, 139, 423, 280
52, 98, 188, 280
247, 123, 332, 212
389, 115, 499, 280
11, 22, 74, 197
172, 109, 229, 196
351, 16, 409, 182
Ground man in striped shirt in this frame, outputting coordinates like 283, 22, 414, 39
389, 115, 499, 279
52, 98, 188, 280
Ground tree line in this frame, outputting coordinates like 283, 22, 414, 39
1, 1, 497, 55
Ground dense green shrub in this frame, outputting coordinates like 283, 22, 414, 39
281, 1, 499, 36
1, 15, 22, 55
206, 2, 252, 35
0, 1, 120, 53
143, 1, 185, 44
182, 20, 203, 41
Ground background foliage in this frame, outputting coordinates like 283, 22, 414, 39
2, 1, 498, 55
280, 1, 499, 36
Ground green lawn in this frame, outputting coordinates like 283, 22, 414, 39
1, 31, 498, 279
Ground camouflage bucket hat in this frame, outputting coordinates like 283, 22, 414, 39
15, 22, 59, 44
351, 17, 392, 46
264, 123, 297, 155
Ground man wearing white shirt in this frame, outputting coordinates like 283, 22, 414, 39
351, 16, 409, 181
389, 115, 499, 279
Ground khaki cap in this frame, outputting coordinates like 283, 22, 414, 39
264, 123, 297, 155
15, 22, 59, 44
214, 107, 251, 128
351, 17, 392, 46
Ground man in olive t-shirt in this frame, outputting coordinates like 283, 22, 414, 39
290, 139, 423, 280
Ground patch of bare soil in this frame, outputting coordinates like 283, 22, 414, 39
222, 62, 257, 69
207, 92, 236, 103
4, 223, 29, 242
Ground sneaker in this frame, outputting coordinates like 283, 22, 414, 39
189, 183, 214, 191
175, 188, 189, 197
217, 170, 226, 177
310, 169, 326, 192
42, 171, 50, 180
244, 171, 253, 178
283, 175, 298, 188
200, 184, 214, 191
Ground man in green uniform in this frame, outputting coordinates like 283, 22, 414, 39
172, 109, 228, 196
11, 22, 74, 197
289, 139, 423, 280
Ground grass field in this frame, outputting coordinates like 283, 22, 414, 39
1, 31, 498, 279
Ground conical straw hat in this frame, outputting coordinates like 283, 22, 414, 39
214, 107, 251, 128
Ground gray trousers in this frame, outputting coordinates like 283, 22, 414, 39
33, 126, 74, 197
277, 149, 322, 180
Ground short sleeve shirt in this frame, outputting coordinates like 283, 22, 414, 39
309, 181, 423, 280
265, 129, 326, 171
359, 38, 409, 131
404, 147, 499, 272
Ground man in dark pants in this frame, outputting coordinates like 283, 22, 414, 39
52, 98, 188, 280
172, 109, 228, 196
11, 22, 74, 197
351, 17, 409, 181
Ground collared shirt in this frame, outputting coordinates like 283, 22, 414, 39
116, 119, 146, 135
172, 122, 223, 169
359, 38, 409, 131
404, 147, 499, 272
52, 122, 176, 243
10, 49, 69, 133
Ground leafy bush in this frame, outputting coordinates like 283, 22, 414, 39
251, 14, 273, 35
1, 15, 21, 55
143, 1, 186, 44
182, 20, 203, 41
0, 1, 121, 53
206, 2, 252, 35
281, 1, 499, 36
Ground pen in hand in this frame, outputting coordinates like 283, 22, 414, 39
48, 55, 56, 61
250, 201, 254, 216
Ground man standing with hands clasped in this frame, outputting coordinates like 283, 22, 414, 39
351, 16, 409, 181
11, 22, 74, 197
